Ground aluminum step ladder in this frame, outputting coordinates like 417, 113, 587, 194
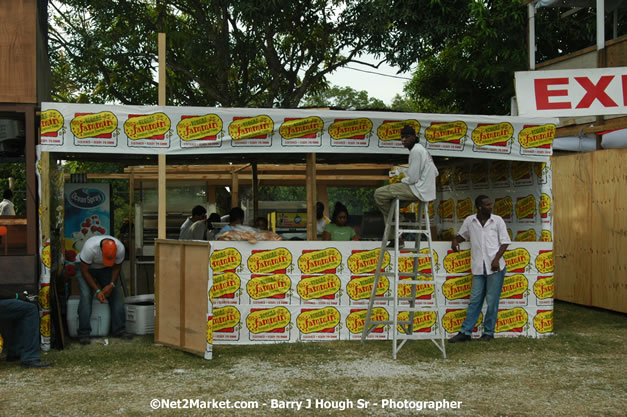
361, 198, 446, 359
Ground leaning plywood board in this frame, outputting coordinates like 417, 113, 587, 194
155, 239, 209, 355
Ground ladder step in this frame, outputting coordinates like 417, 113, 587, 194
367, 320, 395, 326
379, 272, 433, 279
397, 279, 435, 285
375, 296, 433, 302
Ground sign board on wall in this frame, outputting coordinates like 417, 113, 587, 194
515, 67, 627, 117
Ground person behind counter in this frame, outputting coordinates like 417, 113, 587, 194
0, 189, 16, 216
323, 202, 360, 241
218, 207, 245, 235
206, 213, 222, 240
255, 217, 268, 231
316, 201, 330, 235
179, 205, 207, 240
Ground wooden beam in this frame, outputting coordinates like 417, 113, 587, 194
25, 105, 36, 254
555, 116, 627, 138
306, 154, 317, 240
129, 167, 135, 295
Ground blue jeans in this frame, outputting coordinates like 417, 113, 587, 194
0, 299, 41, 362
77, 268, 126, 337
460, 266, 506, 336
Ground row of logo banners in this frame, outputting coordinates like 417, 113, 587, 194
40, 103, 557, 162
203, 241, 553, 356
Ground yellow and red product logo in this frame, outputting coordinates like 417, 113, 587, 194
438, 199, 454, 219
490, 161, 509, 184
248, 248, 292, 274
297, 307, 341, 334
399, 249, 439, 274
125, 113, 171, 140
398, 276, 434, 300
456, 198, 473, 219
511, 161, 533, 182
471, 162, 489, 185
297, 274, 342, 300
439, 167, 452, 187
425, 121, 467, 143
508, 228, 513, 240
328, 118, 373, 140
453, 166, 470, 186
246, 274, 291, 300
442, 309, 482, 333
540, 230, 552, 242
495, 307, 528, 333
533, 276, 554, 300
346, 307, 388, 334
515, 228, 537, 242
440, 228, 455, 241
504, 248, 530, 273
0, 332, 3, 354
442, 275, 473, 300
397, 311, 437, 333
229, 115, 274, 140
206, 315, 213, 344
533, 310, 553, 333
377, 119, 421, 141
213, 306, 241, 332
41, 242, 51, 269
518, 124, 556, 149
516, 195, 537, 220
534, 162, 547, 179
39, 283, 51, 310
500, 274, 528, 299
211, 272, 240, 299
347, 275, 389, 301
443, 250, 472, 274
540, 193, 551, 218
177, 114, 223, 141
40, 312, 51, 337
210, 248, 242, 273
41, 109, 64, 136
298, 248, 342, 274
494, 196, 513, 220
347, 249, 390, 274
535, 250, 554, 273
471, 122, 513, 147
71, 111, 117, 139
246, 307, 291, 334
280, 116, 324, 139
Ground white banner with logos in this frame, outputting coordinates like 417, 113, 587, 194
41, 103, 557, 162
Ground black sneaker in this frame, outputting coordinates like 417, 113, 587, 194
6, 355, 20, 362
479, 334, 494, 342
448, 332, 471, 343
79, 337, 91, 345
21, 359, 53, 369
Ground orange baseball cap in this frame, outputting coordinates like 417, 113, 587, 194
101, 239, 117, 267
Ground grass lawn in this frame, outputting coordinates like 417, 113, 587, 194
1, 300, 625, 416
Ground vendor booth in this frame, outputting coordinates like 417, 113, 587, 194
38, 103, 556, 359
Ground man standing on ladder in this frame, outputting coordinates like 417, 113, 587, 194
374, 125, 438, 222
448, 195, 510, 342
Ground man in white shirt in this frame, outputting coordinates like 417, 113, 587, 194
179, 205, 207, 240
77, 235, 131, 344
0, 189, 16, 216
449, 195, 511, 342
374, 125, 438, 220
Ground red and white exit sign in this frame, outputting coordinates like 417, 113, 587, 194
515, 68, 627, 117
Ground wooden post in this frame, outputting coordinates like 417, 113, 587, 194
252, 161, 259, 221
208, 184, 216, 215
129, 167, 135, 295
157, 32, 167, 239
306, 154, 317, 240
25, 105, 36, 254
231, 172, 239, 208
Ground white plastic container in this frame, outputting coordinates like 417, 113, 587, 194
125, 294, 155, 335
66, 295, 111, 337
